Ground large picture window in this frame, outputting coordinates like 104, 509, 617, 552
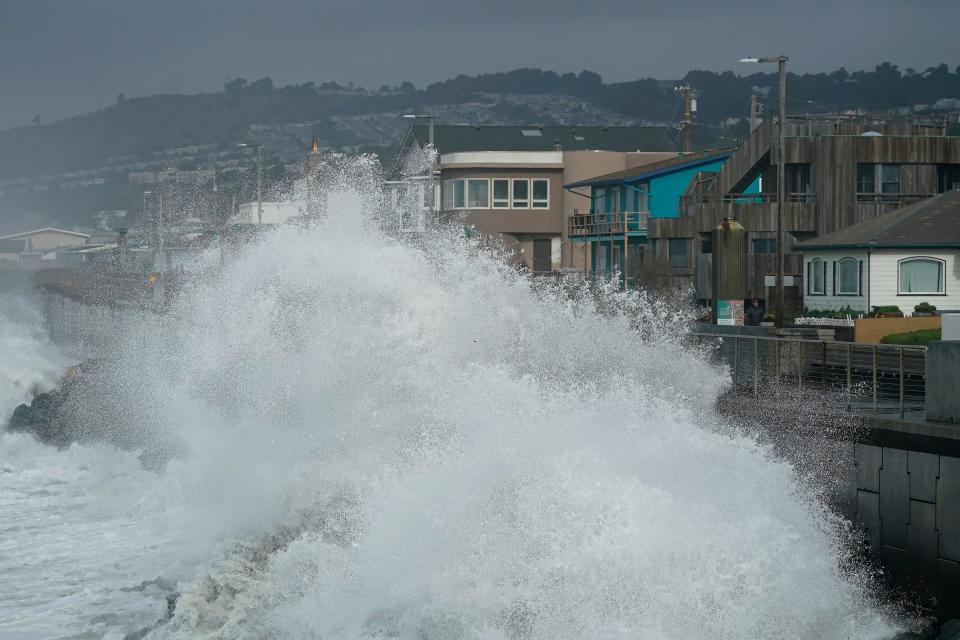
898, 257, 945, 294
466, 179, 489, 208
837, 257, 859, 295
532, 179, 549, 209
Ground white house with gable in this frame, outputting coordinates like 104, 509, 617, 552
798, 190, 960, 314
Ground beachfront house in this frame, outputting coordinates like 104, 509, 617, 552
798, 189, 960, 314
564, 150, 745, 284
385, 125, 681, 273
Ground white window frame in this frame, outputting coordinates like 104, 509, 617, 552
531, 179, 549, 209
897, 257, 946, 295
466, 178, 490, 209
810, 258, 825, 295
492, 178, 511, 209
836, 257, 859, 295
443, 179, 465, 209
512, 179, 529, 209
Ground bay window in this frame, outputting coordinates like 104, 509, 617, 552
443, 179, 465, 209
466, 179, 489, 208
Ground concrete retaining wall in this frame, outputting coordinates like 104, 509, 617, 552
854, 443, 960, 618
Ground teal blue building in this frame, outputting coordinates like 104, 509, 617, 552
565, 150, 755, 282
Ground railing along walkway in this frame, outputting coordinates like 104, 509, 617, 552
694, 333, 927, 418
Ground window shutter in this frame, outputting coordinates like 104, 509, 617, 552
806, 261, 811, 295
822, 264, 827, 296
858, 260, 864, 296
832, 262, 837, 296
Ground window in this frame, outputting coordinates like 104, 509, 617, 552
856, 164, 876, 195
938, 165, 960, 193
898, 258, 945, 294
752, 239, 777, 254
881, 164, 900, 200
668, 238, 689, 269
857, 164, 900, 201
532, 179, 549, 209
512, 179, 529, 208
786, 163, 811, 194
837, 257, 859, 295
809, 258, 825, 295
466, 179, 489, 208
443, 179, 465, 209
492, 179, 510, 208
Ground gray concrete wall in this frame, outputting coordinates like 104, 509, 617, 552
854, 443, 960, 618
927, 341, 960, 424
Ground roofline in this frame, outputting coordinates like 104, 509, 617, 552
0, 228, 91, 240
797, 242, 960, 251
563, 151, 732, 189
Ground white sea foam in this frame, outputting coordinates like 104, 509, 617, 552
0, 156, 901, 639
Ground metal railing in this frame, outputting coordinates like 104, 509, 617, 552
680, 192, 816, 206
854, 193, 934, 205
694, 332, 927, 418
568, 210, 650, 237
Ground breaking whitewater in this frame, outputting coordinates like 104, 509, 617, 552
1, 157, 905, 639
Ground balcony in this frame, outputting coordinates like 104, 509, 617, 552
568, 210, 650, 239
679, 193, 818, 234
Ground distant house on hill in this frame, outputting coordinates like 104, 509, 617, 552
385, 124, 681, 272
798, 189, 960, 314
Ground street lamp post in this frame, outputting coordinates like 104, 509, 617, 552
238, 143, 263, 224
741, 55, 788, 327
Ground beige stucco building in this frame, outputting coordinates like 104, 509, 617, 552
386, 125, 679, 272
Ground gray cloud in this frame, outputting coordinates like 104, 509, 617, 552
0, 0, 957, 129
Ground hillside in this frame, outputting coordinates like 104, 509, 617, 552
1, 64, 958, 233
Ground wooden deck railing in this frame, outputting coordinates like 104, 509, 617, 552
568, 211, 650, 238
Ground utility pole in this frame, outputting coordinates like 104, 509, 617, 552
749, 94, 764, 132
238, 143, 264, 223
256, 144, 262, 224
741, 55, 788, 327
675, 84, 695, 152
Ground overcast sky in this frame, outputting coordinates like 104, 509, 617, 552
0, 0, 957, 130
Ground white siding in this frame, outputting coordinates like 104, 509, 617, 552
802, 250, 870, 312
869, 250, 960, 312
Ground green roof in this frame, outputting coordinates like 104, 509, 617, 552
410, 125, 678, 153
798, 190, 960, 250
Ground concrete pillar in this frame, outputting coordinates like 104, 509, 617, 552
926, 341, 960, 423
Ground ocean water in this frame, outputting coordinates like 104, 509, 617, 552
0, 158, 902, 639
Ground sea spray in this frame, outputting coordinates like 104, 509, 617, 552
2, 154, 902, 639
